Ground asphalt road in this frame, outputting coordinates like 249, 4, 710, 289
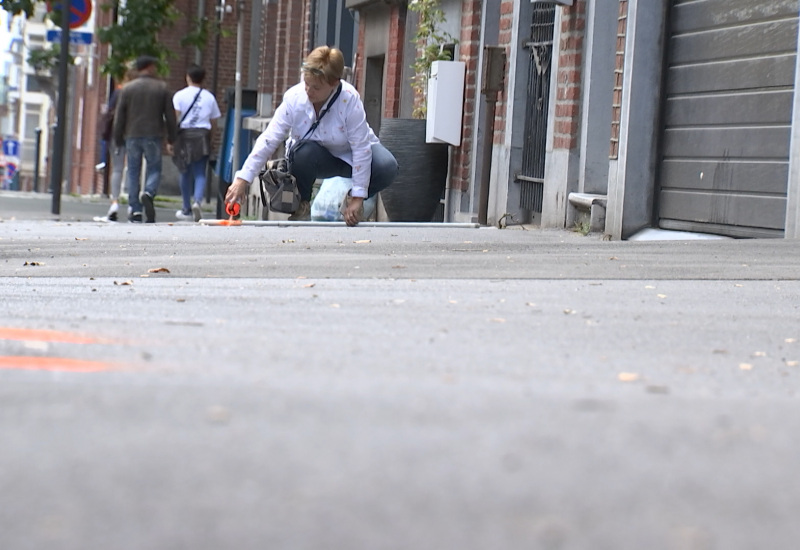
1, 192, 800, 549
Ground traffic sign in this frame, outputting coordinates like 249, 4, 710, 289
47, 29, 93, 45
2, 138, 19, 158
47, 0, 93, 29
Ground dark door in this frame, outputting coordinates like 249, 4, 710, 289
517, 4, 556, 213
657, 0, 799, 237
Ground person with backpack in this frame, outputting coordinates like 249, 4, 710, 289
172, 64, 221, 222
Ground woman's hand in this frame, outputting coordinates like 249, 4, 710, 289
342, 196, 364, 226
225, 177, 250, 205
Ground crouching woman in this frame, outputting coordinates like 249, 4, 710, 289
225, 46, 398, 226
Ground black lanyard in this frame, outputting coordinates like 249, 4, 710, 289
289, 82, 343, 163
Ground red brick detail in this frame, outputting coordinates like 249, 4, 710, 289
383, 4, 407, 118
449, 0, 484, 192
551, 1, 587, 151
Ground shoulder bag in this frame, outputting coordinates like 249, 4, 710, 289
172, 88, 203, 173
259, 83, 342, 214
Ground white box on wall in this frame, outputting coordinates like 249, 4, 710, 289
426, 60, 466, 146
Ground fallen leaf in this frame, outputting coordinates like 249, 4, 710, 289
330, 303, 340, 308
526, 302, 537, 307
563, 308, 575, 315
75, 237, 88, 241
786, 338, 797, 344
148, 267, 170, 274
735, 284, 743, 287
114, 280, 134, 286
739, 363, 753, 371
392, 265, 406, 269
657, 294, 667, 299
176, 298, 186, 303
23, 261, 43, 266
354, 240, 371, 244
785, 360, 798, 367
645, 285, 655, 289
449, 300, 458, 304
303, 283, 316, 288
490, 318, 506, 323
609, 256, 619, 261
618, 372, 640, 382
752, 351, 767, 357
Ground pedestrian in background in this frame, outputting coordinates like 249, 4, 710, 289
113, 55, 178, 223
172, 64, 221, 222
224, 46, 397, 226
98, 65, 137, 222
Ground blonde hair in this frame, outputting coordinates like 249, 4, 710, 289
302, 46, 344, 85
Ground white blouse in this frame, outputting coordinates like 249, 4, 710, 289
234, 79, 379, 198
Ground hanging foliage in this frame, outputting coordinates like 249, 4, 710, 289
96, 0, 179, 81
408, 0, 458, 119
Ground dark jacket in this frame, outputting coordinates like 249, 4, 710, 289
113, 75, 178, 147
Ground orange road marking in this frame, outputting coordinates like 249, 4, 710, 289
0, 327, 102, 345
0, 356, 114, 373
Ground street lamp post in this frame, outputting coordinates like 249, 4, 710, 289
50, 0, 72, 214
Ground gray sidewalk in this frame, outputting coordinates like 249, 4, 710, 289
2, 188, 800, 282
0, 190, 193, 223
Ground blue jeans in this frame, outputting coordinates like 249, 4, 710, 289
179, 157, 208, 212
125, 137, 163, 213
290, 142, 398, 201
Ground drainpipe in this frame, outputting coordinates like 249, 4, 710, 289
196, 0, 205, 65
232, 0, 245, 193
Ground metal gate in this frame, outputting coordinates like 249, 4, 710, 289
657, 0, 799, 238
518, 4, 556, 212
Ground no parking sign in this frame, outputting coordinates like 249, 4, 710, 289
47, 0, 93, 29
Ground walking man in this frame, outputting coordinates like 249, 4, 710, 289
113, 56, 178, 223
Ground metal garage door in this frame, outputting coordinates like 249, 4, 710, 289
657, 0, 799, 238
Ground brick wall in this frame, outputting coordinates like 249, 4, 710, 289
354, 13, 366, 89
383, 4, 407, 118
496, 0, 515, 145
552, 0, 585, 151
67, 0, 260, 195
449, 0, 482, 192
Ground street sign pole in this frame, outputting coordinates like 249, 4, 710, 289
50, 0, 72, 214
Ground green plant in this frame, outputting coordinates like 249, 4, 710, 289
96, 0, 179, 81
408, 0, 457, 119
1, 0, 38, 17
27, 44, 71, 73
572, 220, 591, 236
180, 15, 232, 51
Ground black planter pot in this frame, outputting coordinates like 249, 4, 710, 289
379, 118, 448, 222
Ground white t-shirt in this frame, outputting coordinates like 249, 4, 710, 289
173, 86, 221, 130
234, 79, 379, 198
